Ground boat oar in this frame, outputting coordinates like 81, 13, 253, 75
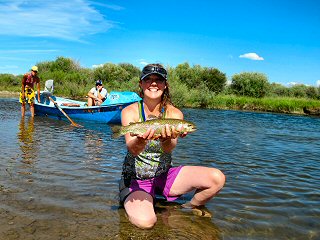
48, 96, 82, 127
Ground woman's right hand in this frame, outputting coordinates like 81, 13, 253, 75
135, 128, 157, 141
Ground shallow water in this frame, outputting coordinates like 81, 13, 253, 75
0, 97, 319, 240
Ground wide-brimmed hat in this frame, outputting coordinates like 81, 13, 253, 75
31, 66, 38, 72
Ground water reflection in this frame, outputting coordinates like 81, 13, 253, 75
17, 117, 36, 164
117, 200, 221, 240
83, 129, 104, 161
1, 98, 320, 240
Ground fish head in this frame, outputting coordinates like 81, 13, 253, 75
182, 121, 197, 133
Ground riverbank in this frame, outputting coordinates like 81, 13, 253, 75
2, 90, 319, 117
182, 94, 320, 117
0, 91, 19, 97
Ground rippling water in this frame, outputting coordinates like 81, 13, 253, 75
1, 97, 319, 240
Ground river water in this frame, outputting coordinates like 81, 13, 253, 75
0, 97, 319, 240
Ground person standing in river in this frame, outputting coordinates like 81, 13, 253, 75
19, 66, 41, 117
119, 63, 226, 229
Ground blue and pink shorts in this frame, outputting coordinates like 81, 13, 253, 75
119, 165, 183, 204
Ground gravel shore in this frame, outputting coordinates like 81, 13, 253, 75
0, 91, 19, 97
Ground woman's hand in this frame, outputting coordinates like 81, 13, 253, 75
160, 124, 188, 141
133, 128, 156, 141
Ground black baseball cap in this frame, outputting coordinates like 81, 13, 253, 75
95, 80, 102, 86
140, 65, 168, 81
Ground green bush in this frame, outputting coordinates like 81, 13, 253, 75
0, 74, 20, 88
305, 86, 319, 99
269, 83, 290, 97
93, 63, 130, 86
175, 62, 202, 90
168, 72, 189, 108
1, 56, 320, 116
231, 72, 270, 98
185, 83, 213, 108
201, 67, 226, 93
37, 56, 80, 73
118, 63, 141, 80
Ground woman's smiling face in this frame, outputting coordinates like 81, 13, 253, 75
140, 74, 167, 99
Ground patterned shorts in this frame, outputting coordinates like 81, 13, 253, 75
19, 88, 35, 104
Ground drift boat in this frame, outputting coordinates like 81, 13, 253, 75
34, 80, 141, 124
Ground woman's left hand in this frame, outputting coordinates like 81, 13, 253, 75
160, 124, 187, 141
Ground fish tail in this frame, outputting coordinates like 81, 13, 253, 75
111, 125, 123, 138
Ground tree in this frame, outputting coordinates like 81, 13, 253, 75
269, 83, 290, 97
93, 63, 130, 88
118, 63, 141, 80
37, 56, 80, 72
305, 86, 319, 99
0, 74, 20, 88
175, 63, 201, 89
288, 84, 308, 98
231, 72, 269, 98
201, 67, 226, 93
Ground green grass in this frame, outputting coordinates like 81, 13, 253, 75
1, 75, 320, 116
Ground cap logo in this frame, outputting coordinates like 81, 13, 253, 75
141, 65, 167, 80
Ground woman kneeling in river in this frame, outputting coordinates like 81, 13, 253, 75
119, 63, 226, 229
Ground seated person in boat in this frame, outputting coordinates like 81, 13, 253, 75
87, 80, 108, 106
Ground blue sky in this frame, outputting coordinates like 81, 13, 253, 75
0, 0, 319, 86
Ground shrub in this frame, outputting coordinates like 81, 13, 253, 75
93, 63, 130, 85
269, 83, 290, 97
174, 62, 202, 89
118, 63, 141, 80
288, 84, 308, 98
200, 67, 226, 93
231, 72, 270, 98
37, 56, 80, 72
0, 74, 20, 88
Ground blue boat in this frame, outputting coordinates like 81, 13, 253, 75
34, 80, 141, 123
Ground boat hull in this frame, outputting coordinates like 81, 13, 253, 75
34, 91, 141, 123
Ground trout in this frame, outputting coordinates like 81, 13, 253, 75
111, 118, 197, 138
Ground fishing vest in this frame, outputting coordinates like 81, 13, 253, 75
122, 101, 172, 181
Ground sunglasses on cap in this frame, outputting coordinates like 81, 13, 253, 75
141, 65, 167, 81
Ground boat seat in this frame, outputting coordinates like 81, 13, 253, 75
44, 79, 54, 93
61, 103, 81, 107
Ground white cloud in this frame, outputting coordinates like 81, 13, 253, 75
288, 82, 299, 86
239, 53, 264, 61
0, 0, 119, 41
92, 64, 104, 68
139, 60, 148, 66
316, 80, 320, 87
287, 82, 311, 86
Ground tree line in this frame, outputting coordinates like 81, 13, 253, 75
0, 56, 319, 112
